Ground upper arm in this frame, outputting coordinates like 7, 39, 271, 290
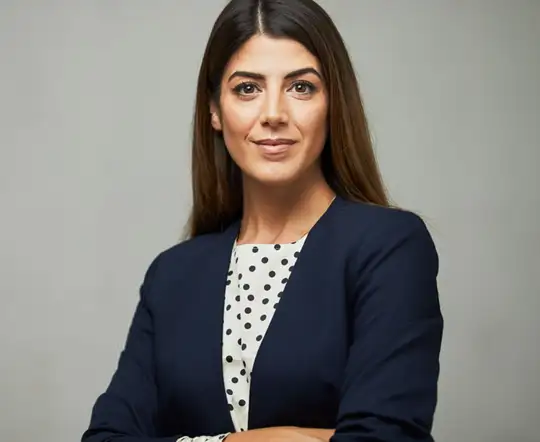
82, 255, 171, 441
332, 214, 443, 442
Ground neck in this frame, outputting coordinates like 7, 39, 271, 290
238, 171, 335, 244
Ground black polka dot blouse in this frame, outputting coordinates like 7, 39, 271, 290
176, 235, 307, 442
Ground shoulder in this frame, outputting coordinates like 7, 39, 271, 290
160, 230, 223, 264
333, 199, 438, 274
140, 229, 229, 287
335, 198, 430, 240
334, 201, 441, 324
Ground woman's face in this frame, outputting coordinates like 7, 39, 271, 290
211, 35, 328, 187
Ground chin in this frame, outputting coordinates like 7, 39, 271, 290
246, 168, 301, 187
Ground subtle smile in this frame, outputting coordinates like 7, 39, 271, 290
252, 138, 297, 156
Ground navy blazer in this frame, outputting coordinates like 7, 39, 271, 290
82, 197, 443, 442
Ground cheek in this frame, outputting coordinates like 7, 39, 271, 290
221, 100, 261, 140
292, 104, 328, 142
220, 103, 261, 165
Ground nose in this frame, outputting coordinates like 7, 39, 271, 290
259, 90, 289, 127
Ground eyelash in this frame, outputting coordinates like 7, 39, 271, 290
232, 80, 317, 96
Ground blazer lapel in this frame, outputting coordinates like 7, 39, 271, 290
247, 197, 342, 429
182, 220, 240, 433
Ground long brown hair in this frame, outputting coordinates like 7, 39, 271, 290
187, 0, 390, 238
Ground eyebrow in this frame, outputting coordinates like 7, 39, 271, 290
227, 67, 322, 82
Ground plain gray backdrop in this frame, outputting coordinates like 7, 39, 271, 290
1, 1, 539, 441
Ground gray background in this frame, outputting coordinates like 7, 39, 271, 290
1, 1, 539, 441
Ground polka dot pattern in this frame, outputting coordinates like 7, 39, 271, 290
221, 235, 306, 432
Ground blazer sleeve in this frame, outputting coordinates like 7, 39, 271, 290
81, 254, 190, 442
81, 254, 177, 442
331, 214, 444, 442
80, 254, 231, 442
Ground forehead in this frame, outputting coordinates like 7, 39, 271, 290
224, 35, 321, 76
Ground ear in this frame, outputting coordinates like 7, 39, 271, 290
209, 101, 222, 132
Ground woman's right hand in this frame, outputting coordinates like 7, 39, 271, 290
225, 426, 334, 442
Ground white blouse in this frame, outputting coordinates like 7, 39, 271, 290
177, 236, 307, 442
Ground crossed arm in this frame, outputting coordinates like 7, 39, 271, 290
181, 427, 334, 442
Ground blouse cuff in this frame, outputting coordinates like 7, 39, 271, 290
176, 433, 231, 442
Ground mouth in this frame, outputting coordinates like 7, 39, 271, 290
252, 138, 296, 155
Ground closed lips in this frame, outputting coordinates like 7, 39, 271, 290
254, 139, 296, 145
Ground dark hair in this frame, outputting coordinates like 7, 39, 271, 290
187, 0, 390, 238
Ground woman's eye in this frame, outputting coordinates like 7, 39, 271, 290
292, 82, 314, 94
235, 83, 258, 95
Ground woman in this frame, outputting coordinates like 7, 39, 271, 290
82, 0, 443, 441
